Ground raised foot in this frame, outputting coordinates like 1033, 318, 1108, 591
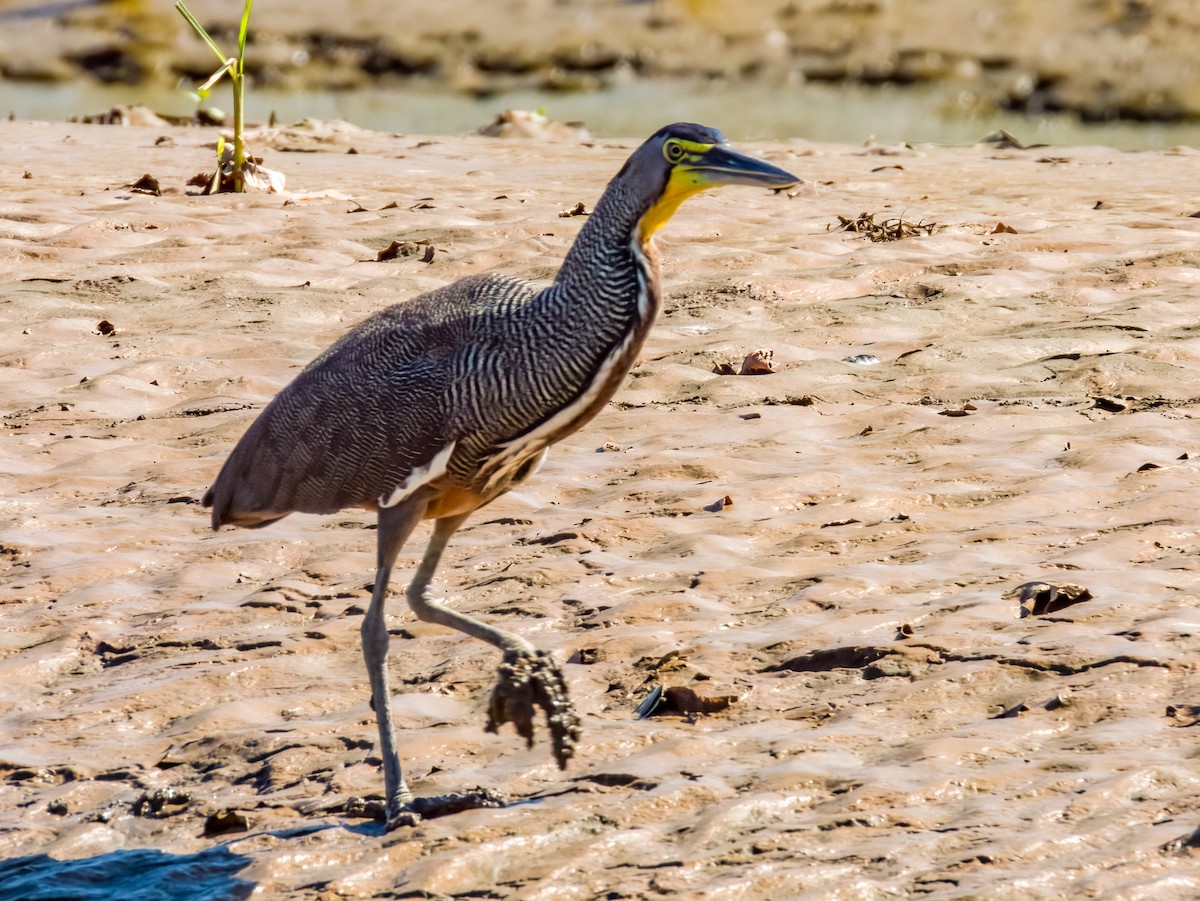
486, 648, 581, 769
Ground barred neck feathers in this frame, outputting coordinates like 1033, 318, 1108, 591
549, 175, 661, 329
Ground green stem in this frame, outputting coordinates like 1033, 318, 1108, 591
233, 0, 253, 193
232, 65, 244, 192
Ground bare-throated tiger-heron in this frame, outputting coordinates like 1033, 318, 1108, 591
203, 122, 799, 829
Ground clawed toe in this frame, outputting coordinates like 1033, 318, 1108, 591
358, 787, 507, 831
486, 649, 581, 769
408, 786, 507, 819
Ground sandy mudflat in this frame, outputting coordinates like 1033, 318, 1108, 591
1, 118, 1199, 899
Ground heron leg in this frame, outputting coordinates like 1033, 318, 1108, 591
406, 513, 581, 774
369, 502, 505, 830
405, 512, 535, 653
364, 496, 427, 828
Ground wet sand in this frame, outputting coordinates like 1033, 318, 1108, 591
1, 118, 1199, 898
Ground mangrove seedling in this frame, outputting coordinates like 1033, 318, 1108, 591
176, 0, 282, 193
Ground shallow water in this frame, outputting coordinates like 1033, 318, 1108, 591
5, 77, 1200, 149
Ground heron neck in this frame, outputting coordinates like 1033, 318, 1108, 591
551, 178, 661, 330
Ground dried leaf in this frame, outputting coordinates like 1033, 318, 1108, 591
1009, 581, 1093, 618
240, 160, 286, 193
128, 173, 161, 196
1166, 705, 1200, 727
191, 143, 285, 194
377, 240, 436, 263
634, 684, 739, 717
978, 129, 1028, 149
991, 701, 1028, 719
663, 685, 738, 715
739, 349, 775, 375
203, 809, 250, 836
833, 211, 937, 242
568, 647, 599, 665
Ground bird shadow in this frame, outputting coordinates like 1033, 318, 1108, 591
0, 845, 255, 901
0, 820, 397, 901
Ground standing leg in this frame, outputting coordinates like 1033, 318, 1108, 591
366, 500, 507, 830
362, 496, 427, 827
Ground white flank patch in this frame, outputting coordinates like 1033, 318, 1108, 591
520, 447, 549, 482
380, 441, 456, 508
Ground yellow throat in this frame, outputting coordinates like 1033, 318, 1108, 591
637, 166, 714, 246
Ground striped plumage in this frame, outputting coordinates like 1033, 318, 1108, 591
202, 122, 798, 829
207, 142, 659, 527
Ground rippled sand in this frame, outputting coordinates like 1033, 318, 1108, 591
1, 118, 1199, 898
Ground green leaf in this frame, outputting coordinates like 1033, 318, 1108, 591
198, 58, 236, 94
176, 1, 228, 67
237, 0, 254, 62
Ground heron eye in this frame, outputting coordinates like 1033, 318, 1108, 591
664, 141, 686, 163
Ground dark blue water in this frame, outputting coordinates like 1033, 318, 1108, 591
0, 847, 253, 901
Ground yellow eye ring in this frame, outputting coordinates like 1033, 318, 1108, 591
664, 141, 686, 163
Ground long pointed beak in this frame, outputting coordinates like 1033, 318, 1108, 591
687, 144, 799, 189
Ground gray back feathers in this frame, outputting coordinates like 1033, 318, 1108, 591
205, 131, 682, 528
